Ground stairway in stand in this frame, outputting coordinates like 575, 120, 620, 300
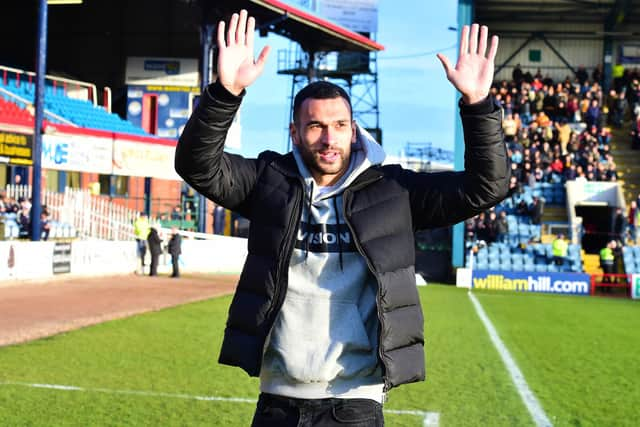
582, 253, 602, 275
609, 124, 640, 206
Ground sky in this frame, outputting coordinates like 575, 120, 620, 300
228, 0, 459, 160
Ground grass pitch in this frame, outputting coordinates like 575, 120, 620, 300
0, 285, 638, 426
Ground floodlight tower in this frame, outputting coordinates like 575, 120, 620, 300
278, 1, 381, 149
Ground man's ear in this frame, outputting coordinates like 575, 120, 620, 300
351, 120, 357, 143
290, 122, 299, 146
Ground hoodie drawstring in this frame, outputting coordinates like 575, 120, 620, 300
304, 185, 314, 262
332, 196, 344, 271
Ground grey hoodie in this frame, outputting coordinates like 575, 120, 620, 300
260, 126, 388, 402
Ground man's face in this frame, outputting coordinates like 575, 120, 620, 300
290, 97, 356, 186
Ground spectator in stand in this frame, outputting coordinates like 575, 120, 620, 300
40, 212, 50, 241
147, 227, 163, 277
606, 162, 618, 181
503, 113, 518, 142
613, 207, 626, 243
519, 91, 532, 125
512, 64, 524, 86
584, 99, 601, 129
555, 118, 572, 155
485, 211, 498, 243
592, 64, 603, 85
530, 196, 544, 225
552, 233, 568, 266
576, 66, 589, 86
17, 205, 30, 238
465, 217, 476, 242
567, 94, 580, 122
475, 212, 489, 243
631, 116, 640, 149
496, 210, 509, 243
629, 79, 640, 118
542, 85, 557, 120
632, 201, 640, 244
613, 90, 628, 128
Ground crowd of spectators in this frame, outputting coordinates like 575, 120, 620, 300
0, 192, 51, 240
465, 65, 640, 245
496, 66, 640, 188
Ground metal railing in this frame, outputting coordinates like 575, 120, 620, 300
3, 185, 137, 240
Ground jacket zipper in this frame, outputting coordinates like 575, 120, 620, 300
342, 175, 390, 393
265, 178, 304, 329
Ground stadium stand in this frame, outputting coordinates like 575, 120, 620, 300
463, 67, 640, 274
0, 77, 149, 136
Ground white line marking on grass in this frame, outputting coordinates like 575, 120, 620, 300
468, 292, 552, 427
1, 381, 440, 426
386, 409, 440, 426
0, 381, 255, 403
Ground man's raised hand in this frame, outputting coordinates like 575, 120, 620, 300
437, 24, 498, 105
217, 10, 270, 96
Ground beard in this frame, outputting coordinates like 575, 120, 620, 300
297, 143, 350, 183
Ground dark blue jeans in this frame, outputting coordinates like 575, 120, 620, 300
251, 393, 384, 427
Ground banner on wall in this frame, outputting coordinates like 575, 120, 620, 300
0, 130, 33, 166
126, 85, 198, 139
112, 138, 179, 180
52, 242, 72, 274
125, 57, 199, 87
42, 134, 112, 174
472, 270, 591, 296
632, 274, 640, 300
317, 0, 378, 33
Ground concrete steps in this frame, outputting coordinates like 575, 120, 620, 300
610, 128, 640, 205
583, 253, 602, 275
542, 205, 567, 223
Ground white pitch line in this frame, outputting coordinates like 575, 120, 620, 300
1, 381, 439, 426
468, 292, 552, 427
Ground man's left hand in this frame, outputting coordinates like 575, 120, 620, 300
437, 23, 498, 105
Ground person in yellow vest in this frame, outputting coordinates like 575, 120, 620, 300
552, 233, 569, 267
133, 212, 151, 273
600, 240, 615, 285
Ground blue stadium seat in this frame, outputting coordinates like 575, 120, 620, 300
476, 261, 488, 270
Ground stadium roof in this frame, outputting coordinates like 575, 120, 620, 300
207, 0, 384, 52
475, 0, 640, 36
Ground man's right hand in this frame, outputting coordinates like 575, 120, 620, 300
217, 9, 271, 96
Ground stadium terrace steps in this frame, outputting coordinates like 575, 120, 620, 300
542, 205, 568, 223
582, 253, 602, 275
610, 124, 640, 206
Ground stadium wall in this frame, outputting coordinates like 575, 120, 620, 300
0, 236, 246, 283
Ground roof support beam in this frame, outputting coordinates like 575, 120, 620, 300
494, 34, 537, 76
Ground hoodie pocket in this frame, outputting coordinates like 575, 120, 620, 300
268, 295, 376, 383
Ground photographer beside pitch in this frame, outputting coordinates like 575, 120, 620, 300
176, 10, 507, 427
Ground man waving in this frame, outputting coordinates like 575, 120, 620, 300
176, 10, 507, 427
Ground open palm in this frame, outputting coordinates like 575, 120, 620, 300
437, 24, 498, 104
217, 10, 270, 96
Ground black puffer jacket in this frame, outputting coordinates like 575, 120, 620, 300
175, 81, 509, 390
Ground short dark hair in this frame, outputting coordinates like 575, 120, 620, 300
292, 81, 352, 124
